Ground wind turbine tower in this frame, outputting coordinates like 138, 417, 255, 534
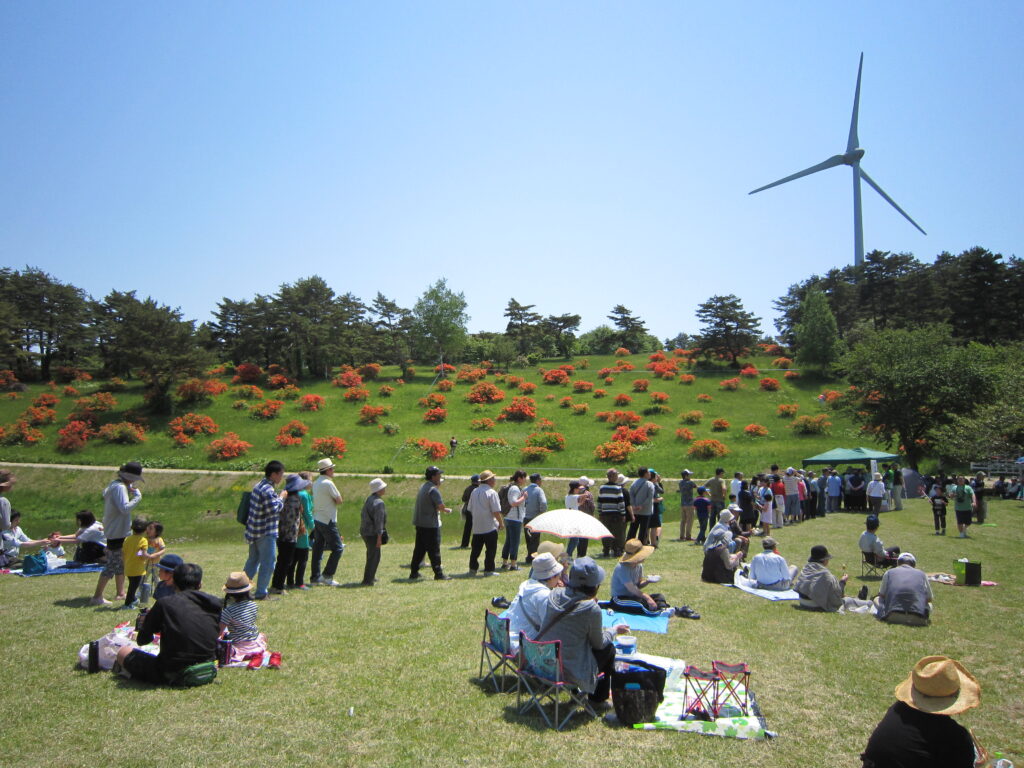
749, 53, 926, 267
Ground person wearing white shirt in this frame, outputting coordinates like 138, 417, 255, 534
747, 537, 798, 590
500, 470, 527, 571
468, 470, 505, 575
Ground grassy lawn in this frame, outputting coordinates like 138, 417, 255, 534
1, 466, 1021, 767
0, 354, 863, 476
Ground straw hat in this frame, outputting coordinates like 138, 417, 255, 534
478, 470, 496, 483
223, 571, 252, 594
536, 541, 566, 560
894, 656, 980, 715
620, 538, 655, 564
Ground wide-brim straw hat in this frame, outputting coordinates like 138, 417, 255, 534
620, 538, 655, 564
894, 656, 980, 715
223, 571, 252, 594
478, 470, 496, 483
536, 541, 566, 560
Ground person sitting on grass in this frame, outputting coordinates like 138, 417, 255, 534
49, 510, 107, 564
875, 552, 934, 626
611, 538, 699, 619
219, 572, 268, 664
794, 545, 874, 613
505, 552, 564, 643
1, 510, 52, 567
701, 540, 744, 584
859, 515, 900, 567
860, 656, 982, 768
535, 557, 629, 708
113, 563, 221, 684
153, 553, 184, 601
747, 536, 798, 591
704, 508, 748, 558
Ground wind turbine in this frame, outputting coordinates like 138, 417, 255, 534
749, 53, 926, 267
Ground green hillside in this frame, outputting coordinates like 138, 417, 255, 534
0, 353, 867, 476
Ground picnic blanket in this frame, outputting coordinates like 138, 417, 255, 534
928, 573, 998, 587
11, 562, 105, 577
600, 608, 669, 634
620, 653, 773, 739
727, 574, 800, 601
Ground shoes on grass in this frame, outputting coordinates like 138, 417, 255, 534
491, 596, 510, 610
268, 652, 282, 669
247, 652, 264, 669
675, 605, 700, 620
89, 597, 112, 606
857, 586, 869, 601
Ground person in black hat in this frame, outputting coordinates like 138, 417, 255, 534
458, 474, 480, 549
90, 461, 145, 606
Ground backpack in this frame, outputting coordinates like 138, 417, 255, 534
498, 484, 512, 516
236, 491, 253, 525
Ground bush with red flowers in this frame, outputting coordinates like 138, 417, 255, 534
572, 380, 594, 393
266, 373, 294, 390
33, 393, 60, 408
97, 421, 147, 444
697, 393, 713, 403
719, 378, 740, 391
632, 379, 650, 393
378, 385, 395, 398
784, 370, 800, 380
541, 368, 570, 385
614, 394, 632, 406
418, 393, 447, 409
593, 389, 607, 398
649, 391, 669, 404
434, 363, 457, 375
471, 417, 496, 431
312, 436, 347, 460
411, 437, 447, 460
24, 406, 57, 426
687, 439, 730, 459
675, 427, 694, 442
466, 381, 505, 404
359, 405, 389, 425
498, 396, 537, 422
680, 410, 704, 424
232, 385, 265, 400
208, 432, 254, 460
611, 426, 650, 445
358, 363, 382, 380
231, 363, 263, 384
422, 407, 447, 423
777, 403, 799, 418
343, 387, 370, 402
772, 357, 793, 369
614, 360, 635, 371
759, 377, 781, 391
333, 371, 363, 388
275, 420, 309, 447
559, 396, 574, 409
250, 399, 285, 420
0, 370, 18, 390
521, 446, 552, 463
436, 379, 454, 392
571, 403, 589, 415
744, 423, 768, 437
57, 420, 93, 452
298, 394, 326, 412
711, 418, 730, 432
455, 367, 488, 384
594, 440, 636, 462
739, 366, 759, 378
613, 347, 631, 357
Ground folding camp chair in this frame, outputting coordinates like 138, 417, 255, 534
860, 551, 893, 578
516, 633, 599, 730
479, 610, 517, 693
683, 665, 720, 720
712, 660, 750, 716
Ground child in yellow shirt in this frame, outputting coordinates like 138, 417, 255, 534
140, 521, 166, 605
122, 518, 150, 609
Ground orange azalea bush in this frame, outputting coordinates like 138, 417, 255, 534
541, 368, 570, 385
377, 385, 394, 398
275, 419, 309, 447
207, 432, 254, 460
744, 423, 769, 437
466, 381, 505, 404
697, 393, 713, 403
32, 393, 60, 408
559, 396, 574, 409
594, 439, 636, 462
772, 357, 793, 369
593, 388, 607, 398
498, 396, 537, 422
536, 417, 557, 431
614, 393, 632, 406
357, 363, 381, 380
572, 380, 594, 393
168, 413, 219, 445
312, 435, 348, 460
231, 363, 263, 384
632, 378, 650, 393
571, 403, 589, 415
791, 414, 832, 435
719, 377, 740, 391
265, 374, 293, 390
614, 360, 635, 371
250, 399, 285, 420
342, 387, 370, 402
412, 437, 447, 460
526, 431, 566, 451
739, 366, 759, 378
821, 389, 843, 405
0, 370, 18, 390
418, 393, 447, 409
612, 426, 650, 445
333, 370, 363, 388
759, 377, 781, 392
97, 421, 146, 444
519, 381, 537, 394
358, 405, 389, 425
649, 391, 669, 404
436, 379, 454, 392
434, 363, 456, 375
777, 403, 799, 418
471, 417, 496, 431
678, 374, 696, 385
784, 370, 800, 379
456, 367, 488, 384
759, 343, 784, 356
687, 439, 730, 459
604, 377, 615, 385
711, 418, 730, 432
680, 410, 704, 424
57, 420, 93, 452
232, 385, 264, 400
0, 420, 44, 446
63, 386, 79, 397
298, 393, 326, 411
675, 427, 695, 442
613, 347, 631, 357
422, 407, 447, 423
25, 406, 57, 426
521, 446, 552, 463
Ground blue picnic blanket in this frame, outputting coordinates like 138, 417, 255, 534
13, 562, 105, 577
601, 609, 670, 634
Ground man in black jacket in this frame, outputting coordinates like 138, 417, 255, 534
114, 563, 221, 684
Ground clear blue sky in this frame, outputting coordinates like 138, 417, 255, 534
2, 2, 1021, 341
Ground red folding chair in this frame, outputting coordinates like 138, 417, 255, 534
683, 665, 720, 720
712, 660, 750, 715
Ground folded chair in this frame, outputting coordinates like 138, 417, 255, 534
517, 633, 599, 730
712, 660, 750, 715
683, 665, 720, 720
479, 610, 518, 693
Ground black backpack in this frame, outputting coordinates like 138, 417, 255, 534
236, 491, 253, 525
497, 484, 512, 516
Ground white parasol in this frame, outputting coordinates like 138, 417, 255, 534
524, 509, 611, 540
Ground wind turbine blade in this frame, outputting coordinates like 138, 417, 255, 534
847, 53, 863, 153
749, 155, 847, 195
860, 168, 927, 235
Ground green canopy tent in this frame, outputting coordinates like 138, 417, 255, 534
801, 447, 901, 467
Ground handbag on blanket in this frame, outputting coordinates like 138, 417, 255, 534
21, 552, 48, 575
612, 659, 666, 725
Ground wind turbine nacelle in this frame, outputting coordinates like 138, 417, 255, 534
843, 148, 865, 165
